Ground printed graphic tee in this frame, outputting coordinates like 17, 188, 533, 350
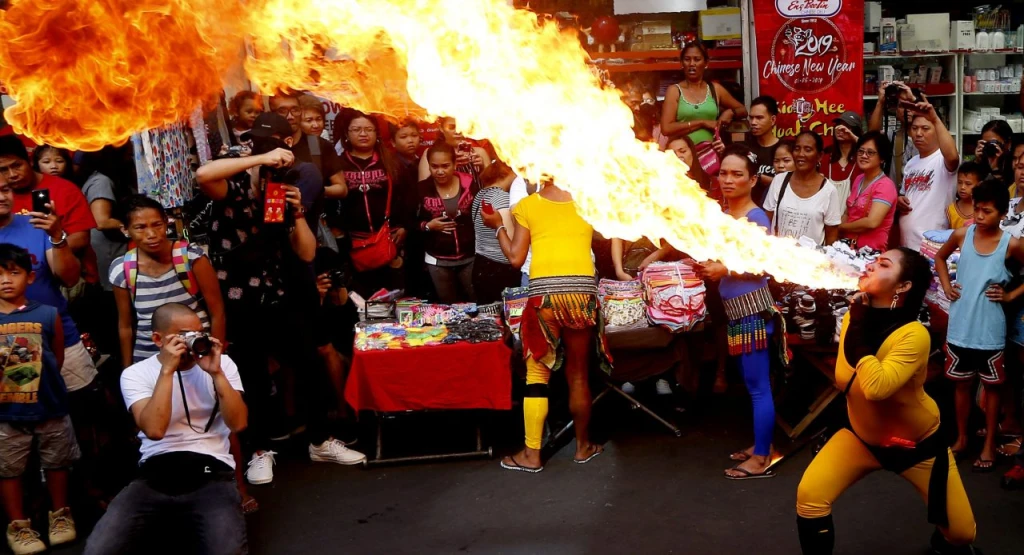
0, 302, 64, 422
899, 149, 957, 251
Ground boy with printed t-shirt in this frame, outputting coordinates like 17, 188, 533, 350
0, 244, 78, 554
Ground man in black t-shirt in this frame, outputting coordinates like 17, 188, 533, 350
270, 93, 348, 202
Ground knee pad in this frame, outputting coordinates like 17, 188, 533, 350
524, 383, 549, 398
797, 515, 834, 555
930, 529, 982, 555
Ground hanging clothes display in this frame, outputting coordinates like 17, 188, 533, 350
131, 121, 194, 209
189, 106, 213, 165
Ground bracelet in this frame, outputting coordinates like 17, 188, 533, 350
495, 225, 506, 238
49, 231, 68, 247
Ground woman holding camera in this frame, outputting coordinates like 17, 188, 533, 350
975, 120, 1014, 185
795, 248, 980, 555
417, 142, 477, 303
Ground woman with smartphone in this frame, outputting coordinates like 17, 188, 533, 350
418, 116, 491, 189
416, 142, 477, 303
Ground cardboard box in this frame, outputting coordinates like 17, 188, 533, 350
700, 8, 741, 40
878, 65, 896, 84
898, 24, 917, 53
906, 13, 950, 52
865, 2, 883, 32
880, 18, 898, 53
950, 21, 975, 50
633, 20, 673, 50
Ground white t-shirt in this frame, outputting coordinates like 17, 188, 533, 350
899, 149, 957, 251
763, 172, 843, 245
121, 354, 244, 469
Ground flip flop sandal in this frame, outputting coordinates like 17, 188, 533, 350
500, 455, 543, 474
976, 425, 1023, 439
574, 447, 604, 465
729, 451, 752, 462
998, 438, 1022, 458
972, 459, 995, 473
242, 497, 259, 515
724, 465, 776, 480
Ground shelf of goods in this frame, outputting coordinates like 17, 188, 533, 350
863, 51, 1024, 143
588, 48, 743, 73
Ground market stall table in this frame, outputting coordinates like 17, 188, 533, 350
346, 339, 512, 466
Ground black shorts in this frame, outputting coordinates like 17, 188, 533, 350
945, 343, 1005, 385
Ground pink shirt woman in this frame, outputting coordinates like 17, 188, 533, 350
841, 132, 898, 251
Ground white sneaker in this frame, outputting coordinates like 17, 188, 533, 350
6, 520, 44, 555
621, 382, 636, 394
656, 379, 673, 396
48, 507, 76, 546
246, 451, 277, 485
309, 438, 366, 465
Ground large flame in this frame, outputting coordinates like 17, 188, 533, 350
0, 0, 856, 288
0, 0, 244, 151
245, 0, 855, 288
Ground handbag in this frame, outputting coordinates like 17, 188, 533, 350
349, 156, 397, 272
695, 125, 722, 176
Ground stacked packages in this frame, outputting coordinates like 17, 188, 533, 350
598, 279, 648, 329
640, 261, 707, 332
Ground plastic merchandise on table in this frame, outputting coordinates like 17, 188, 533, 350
443, 319, 504, 344
640, 261, 707, 332
597, 278, 647, 329
502, 287, 530, 333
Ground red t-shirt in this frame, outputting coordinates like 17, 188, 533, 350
13, 174, 97, 234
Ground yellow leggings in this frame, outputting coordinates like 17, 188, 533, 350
524, 360, 551, 450
796, 428, 976, 546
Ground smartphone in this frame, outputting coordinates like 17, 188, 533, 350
481, 201, 494, 215
32, 189, 51, 214
263, 181, 286, 224
457, 141, 473, 154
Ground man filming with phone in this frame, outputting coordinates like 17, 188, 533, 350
196, 112, 363, 484
85, 303, 248, 555
893, 93, 960, 251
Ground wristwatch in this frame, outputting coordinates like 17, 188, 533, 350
49, 231, 68, 248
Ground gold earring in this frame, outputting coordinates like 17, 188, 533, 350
891, 292, 900, 310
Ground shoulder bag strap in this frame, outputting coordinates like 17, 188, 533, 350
774, 172, 794, 235
307, 135, 323, 177
707, 81, 720, 117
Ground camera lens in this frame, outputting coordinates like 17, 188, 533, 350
184, 334, 213, 356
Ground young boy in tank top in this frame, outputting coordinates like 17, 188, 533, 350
935, 180, 1024, 471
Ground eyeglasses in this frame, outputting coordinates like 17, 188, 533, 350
349, 127, 376, 135
275, 107, 302, 116
857, 149, 878, 158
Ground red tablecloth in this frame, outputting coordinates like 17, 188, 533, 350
345, 341, 513, 412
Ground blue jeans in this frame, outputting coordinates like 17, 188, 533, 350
85, 477, 246, 555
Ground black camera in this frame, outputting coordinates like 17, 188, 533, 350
179, 332, 213, 356
982, 140, 1000, 158
328, 269, 347, 289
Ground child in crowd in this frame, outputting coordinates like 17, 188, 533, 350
227, 91, 263, 153
31, 145, 73, 181
936, 180, 1023, 472
773, 139, 796, 174
947, 161, 985, 230
391, 118, 422, 172
0, 244, 78, 554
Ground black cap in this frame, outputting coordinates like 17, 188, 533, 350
243, 113, 292, 141
833, 111, 863, 135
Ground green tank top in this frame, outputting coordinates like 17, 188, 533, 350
675, 83, 718, 144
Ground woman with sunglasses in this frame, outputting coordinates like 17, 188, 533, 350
840, 131, 898, 251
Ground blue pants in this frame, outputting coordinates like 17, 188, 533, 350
85, 477, 246, 555
737, 320, 775, 457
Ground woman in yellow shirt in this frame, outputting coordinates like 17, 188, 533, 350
796, 247, 980, 555
482, 180, 610, 472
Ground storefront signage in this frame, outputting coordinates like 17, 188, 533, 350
755, 0, 862, 141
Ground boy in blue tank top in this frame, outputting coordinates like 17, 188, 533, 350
936, 180, 1024, 472
0, 244, 79, 553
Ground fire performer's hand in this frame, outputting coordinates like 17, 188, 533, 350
697, 261, 727, 281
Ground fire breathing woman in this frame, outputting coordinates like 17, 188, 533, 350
697, 146, 786, 480
481, 179, 610, 472
795, 248, 981, 555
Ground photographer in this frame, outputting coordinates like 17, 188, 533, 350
974, 120, 1014, 185
868, 81, 920, 185
196, 112, 362, 483
895, 95, 960, 251
85, 303, 247, 555
312, 247, 361, 444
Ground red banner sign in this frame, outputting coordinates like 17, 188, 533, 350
753, 0, 863, 143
